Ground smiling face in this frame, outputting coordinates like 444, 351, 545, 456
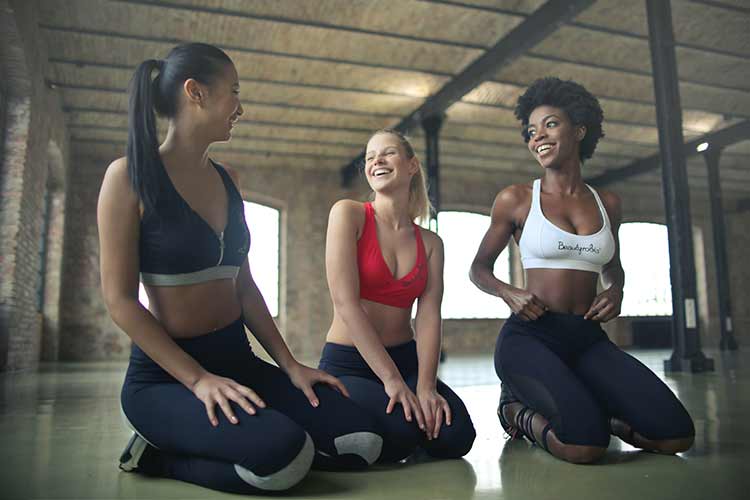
525, 105, 585, 170
209, 64, 243, 142
364, 132, 418, 193
184, 62, 244, 143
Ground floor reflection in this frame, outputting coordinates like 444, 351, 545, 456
0, 349, 747, 499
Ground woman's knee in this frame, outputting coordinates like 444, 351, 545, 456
314, 388, 384, 467
452, 420, 477, 458
651, 435, 694, 454
331, 430, 383, 467
379, 441, 416, 463
547, 427, 609, 464
427, 417, 477, 459
234, 431, 314, 491
637, 407, 695, 453
377, 423, 422, 462
556, 443, 607, 464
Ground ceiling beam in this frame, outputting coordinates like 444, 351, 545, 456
687, 0, 750, 15
489, 76, 750, 121
586, 120, 750, 186
118, 0, 488, 50
53, 82, 402, 118
39, 25, 454, 77
339, 0, 595, 186
49, 58, 429, 99
522, 53, 750, 95
424, 0, 750, 61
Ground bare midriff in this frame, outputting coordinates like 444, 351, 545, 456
144, 279, 241, 338
525, 268, 599, 315
326, 298, 414, 347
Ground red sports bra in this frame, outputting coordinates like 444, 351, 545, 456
357, 202, 428, 309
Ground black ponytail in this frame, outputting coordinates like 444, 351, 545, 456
126, 43, 233, 212
127, 59, 162, 213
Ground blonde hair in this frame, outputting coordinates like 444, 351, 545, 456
369, 129, 432, 224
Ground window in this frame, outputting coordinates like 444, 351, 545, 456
243, 201, 280, 317
437, 211, 511, 319
618, 222, 672, 316
138, 201, 281, 318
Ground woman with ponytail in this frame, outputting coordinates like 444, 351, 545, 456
318, 129, 476, 463
97, 43, 382, 494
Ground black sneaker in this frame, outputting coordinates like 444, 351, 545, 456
119, 433, 149, 472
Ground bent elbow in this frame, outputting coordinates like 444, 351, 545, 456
104, 293, 140, 326
468, 260, 483, 286
332, 294, 362, 322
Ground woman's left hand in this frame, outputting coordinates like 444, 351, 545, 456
584, 286, 623, 322
417, 386, 452, 440
286, 362, 350, 407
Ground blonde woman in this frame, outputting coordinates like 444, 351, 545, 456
318, 129, 476, 462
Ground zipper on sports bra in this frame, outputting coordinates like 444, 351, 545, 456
216, 231, 225, 266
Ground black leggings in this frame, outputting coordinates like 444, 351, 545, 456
318, 340, 476, 462
121, 319, 383, 494
495, 313, 694, 448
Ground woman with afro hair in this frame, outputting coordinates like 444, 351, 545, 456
469, 77, 694, 463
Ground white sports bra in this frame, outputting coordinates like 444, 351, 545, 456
519, 179, 615, 273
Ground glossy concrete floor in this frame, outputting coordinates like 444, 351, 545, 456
1, 347, 747, 500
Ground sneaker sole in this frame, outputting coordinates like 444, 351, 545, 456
119, 433, 148, 472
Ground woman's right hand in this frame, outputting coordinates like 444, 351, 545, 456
192, 372, 267, 427
383, 377, 427, 432
501, 286, 548, 321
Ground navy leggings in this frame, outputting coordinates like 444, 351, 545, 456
121, 319, 383, 494
319, 340, 476, 462
495, 313, 694, 448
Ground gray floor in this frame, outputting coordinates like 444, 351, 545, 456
1, 347, 747, 500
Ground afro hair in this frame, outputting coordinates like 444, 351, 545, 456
514, 77, 605, 162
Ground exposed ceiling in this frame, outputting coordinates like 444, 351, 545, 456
38, 0, 750, 201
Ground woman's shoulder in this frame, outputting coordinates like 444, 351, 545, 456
101, 156, 136, 200
591, 187, 622, 220
103, 156, 129, 181
417, 226, 443, 257
99, 156, 140, 216
593, 187, 621, 207
330, 199, 367, 215
497, 182, 533, 202
328, 199, 368, 230
492, 182, 533, 218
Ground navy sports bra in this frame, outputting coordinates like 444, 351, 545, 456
139, 159, 250, 286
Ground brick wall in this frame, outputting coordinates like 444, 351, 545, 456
0, 0, 70, 371
58, 153, 127, 360
0, 87, 6, 166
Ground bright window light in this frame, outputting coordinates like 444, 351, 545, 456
619, 222, 672, 316
138, 282, 149, 309
437, 211, 511, 319
243, 201, 280, 317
